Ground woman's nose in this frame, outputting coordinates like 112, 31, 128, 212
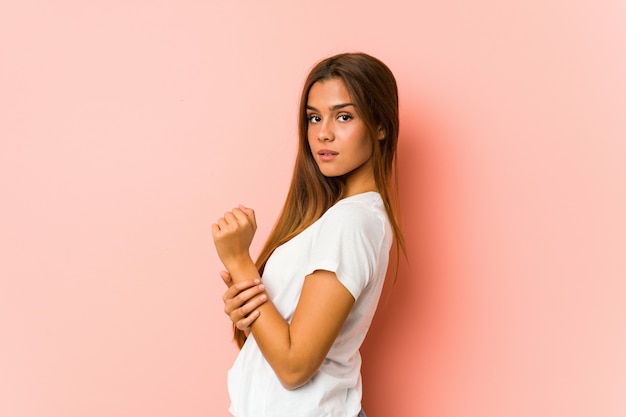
317, 121, 334, 142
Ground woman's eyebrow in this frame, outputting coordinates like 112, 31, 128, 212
306, 103, 356, 111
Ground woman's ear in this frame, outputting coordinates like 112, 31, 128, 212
378, 127, 386, 140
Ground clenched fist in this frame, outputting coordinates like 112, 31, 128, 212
211, 205, 257, 270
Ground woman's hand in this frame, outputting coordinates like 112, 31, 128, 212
211, 205, 257, 269
220, 271, 267, 330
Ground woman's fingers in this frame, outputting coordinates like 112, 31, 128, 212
233, 283, 265, 306
238, 205, 257, 231
222, 278, 261, 301
222, 279, 266, 313
220, 271, 233, 288
224, 211, 237, 225
222, 279, 268, 328
236, 309, 260, 330
224, 284, 266, 314
233, 292, 267, 317
234, 293, 267, 330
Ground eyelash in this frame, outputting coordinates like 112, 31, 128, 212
307, 113, 353, 124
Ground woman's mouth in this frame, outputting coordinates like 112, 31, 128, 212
318, 149, 338, 162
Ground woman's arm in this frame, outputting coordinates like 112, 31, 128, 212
220, 272, 267, 332
229, 260, 355, 390
213, 207, 355, 390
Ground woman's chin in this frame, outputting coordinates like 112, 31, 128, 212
317, 166, 343, 178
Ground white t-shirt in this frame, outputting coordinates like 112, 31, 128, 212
228, 191, 393, 417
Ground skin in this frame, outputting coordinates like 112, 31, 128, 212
306, 78, 380, 196
212, 78, 380, 390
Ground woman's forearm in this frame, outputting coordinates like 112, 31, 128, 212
225, 257, 308, 389
224, 257, 353, 390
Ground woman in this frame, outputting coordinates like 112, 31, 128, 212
212, 52, 404, 417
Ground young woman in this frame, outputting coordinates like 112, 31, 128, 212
212, 52, 404, 417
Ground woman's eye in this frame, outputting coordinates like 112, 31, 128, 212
308, 115, 321, 124
338, 114, 353, 122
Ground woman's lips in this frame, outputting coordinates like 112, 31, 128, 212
318, 149, 338, 162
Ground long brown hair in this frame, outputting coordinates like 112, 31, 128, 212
234, 52, 405, 348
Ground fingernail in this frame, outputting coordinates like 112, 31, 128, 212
254, 279, 261, 284
258, 284, 265, 291
260, 294, 267, 301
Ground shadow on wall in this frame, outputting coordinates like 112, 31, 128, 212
360, 94, 467, 417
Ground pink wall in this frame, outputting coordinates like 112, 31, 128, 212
1, 1, 625, 416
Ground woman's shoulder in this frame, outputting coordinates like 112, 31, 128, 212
332, 191, 384, 212
321, 192, 388, 229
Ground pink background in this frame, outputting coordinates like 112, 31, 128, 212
1, 1, 625, 416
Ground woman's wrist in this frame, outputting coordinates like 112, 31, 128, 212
225, 256, 260, 283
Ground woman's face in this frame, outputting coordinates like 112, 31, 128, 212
306, 78, 377, 195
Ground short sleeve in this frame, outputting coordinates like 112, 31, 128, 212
304, 202, 386, 300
